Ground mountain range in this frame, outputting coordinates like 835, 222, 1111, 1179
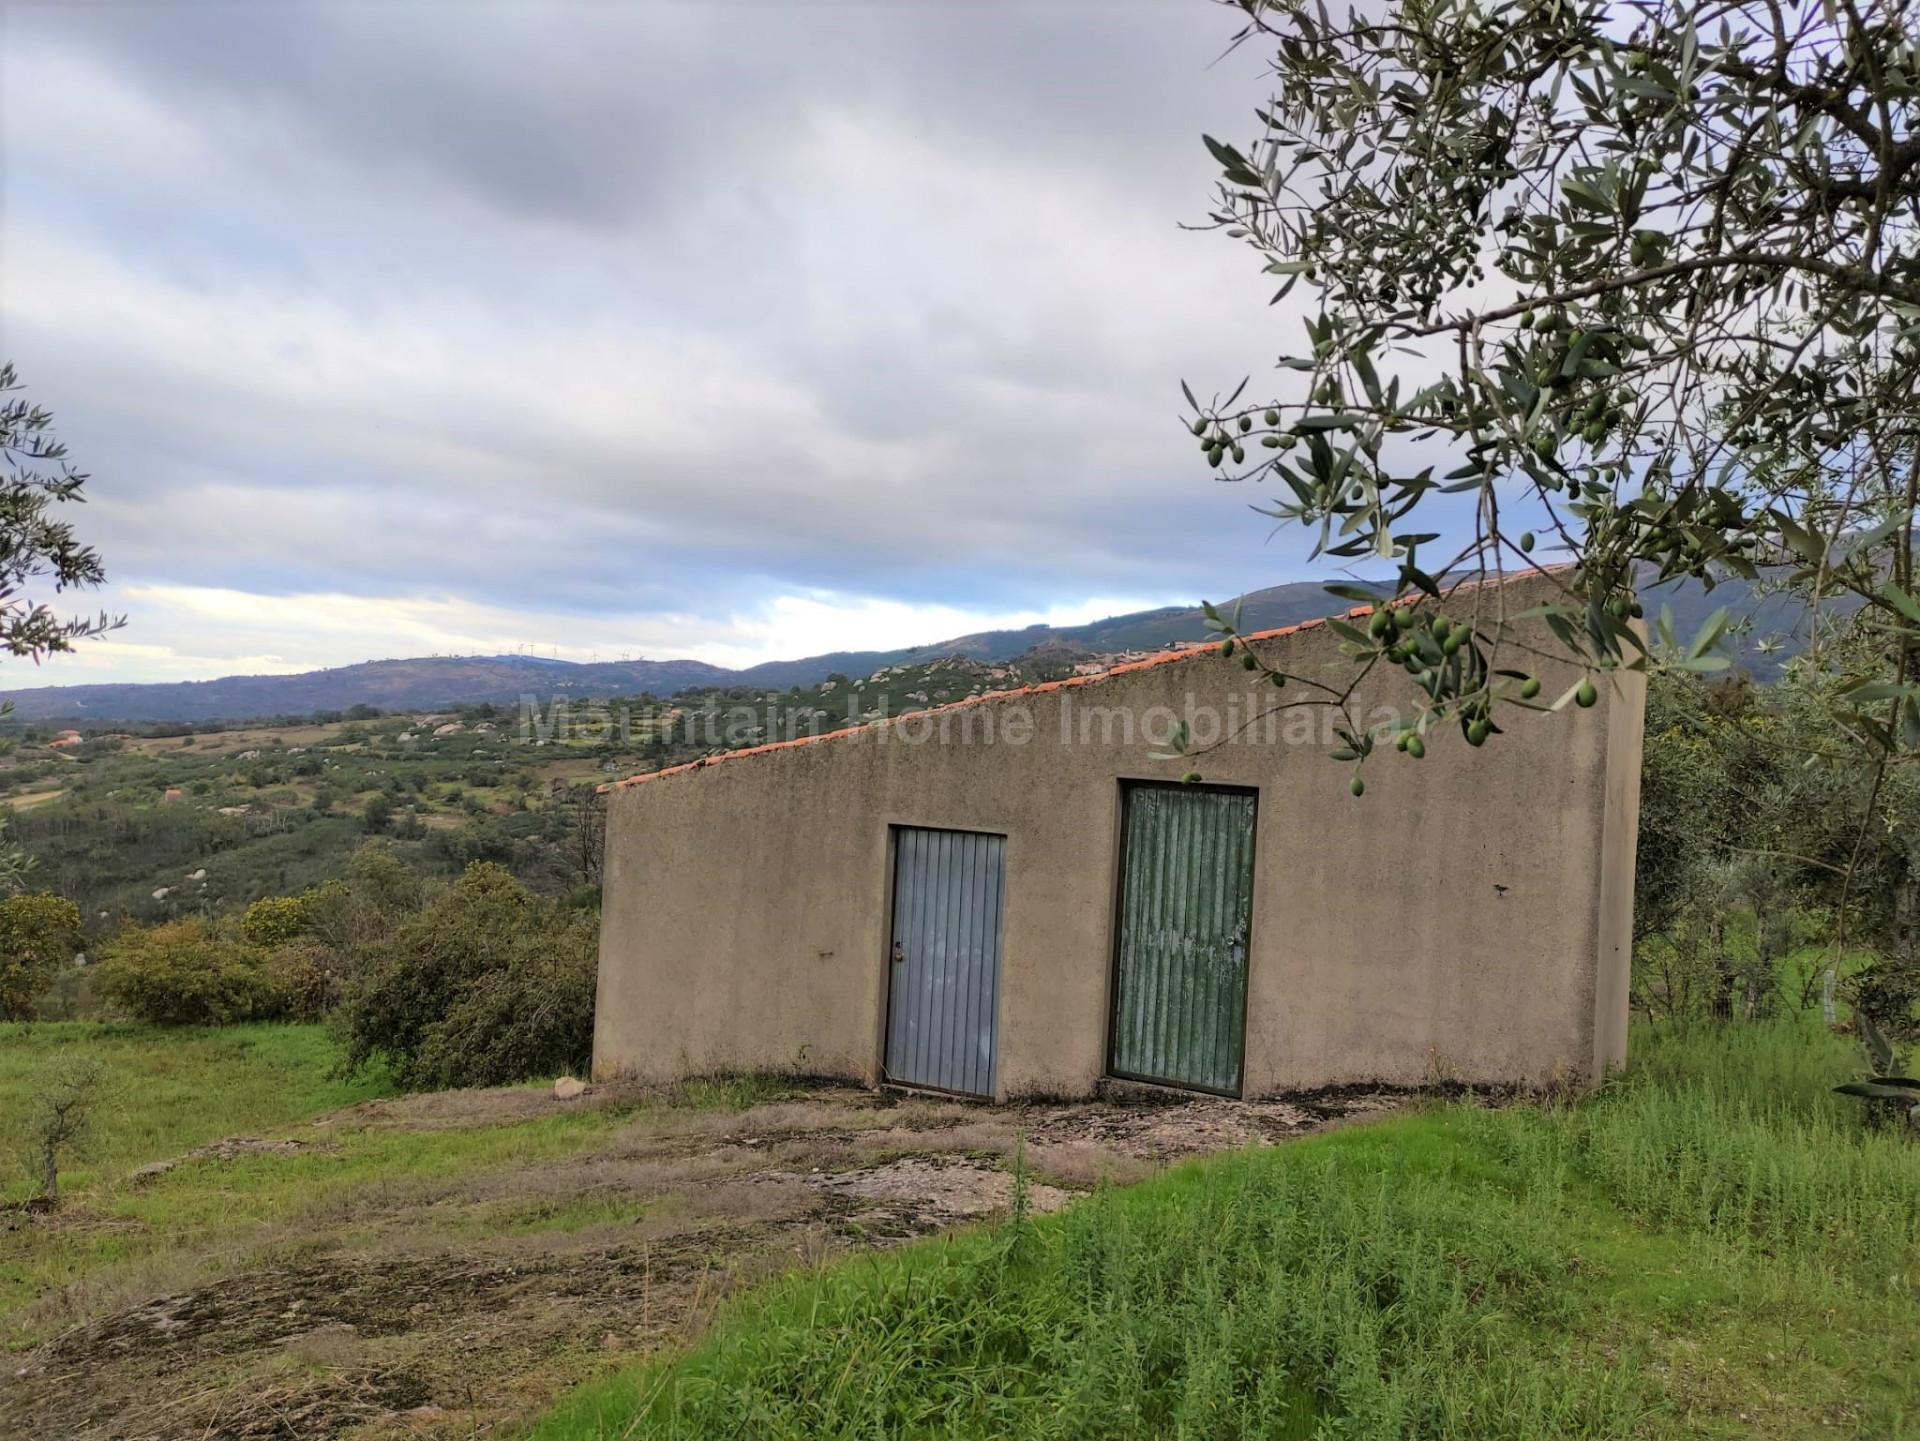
0, 572, 1813, 726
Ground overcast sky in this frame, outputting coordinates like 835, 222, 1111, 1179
0, 0, 1345, 687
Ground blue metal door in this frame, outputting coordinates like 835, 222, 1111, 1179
884, 827, 1005, 1097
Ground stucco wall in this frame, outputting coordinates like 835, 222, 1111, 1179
595, 576, 1643, 1098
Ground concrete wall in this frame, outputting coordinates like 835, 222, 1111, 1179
595, 575, 1644, 1098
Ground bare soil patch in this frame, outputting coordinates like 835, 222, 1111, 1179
3, 1082, 1408, 1440
0, 787, 66, 810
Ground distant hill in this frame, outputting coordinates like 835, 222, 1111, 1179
0, 654, 732, 725
0, 572, 1818, 726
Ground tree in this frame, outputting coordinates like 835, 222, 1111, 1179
0, 892, 82, 1021
1185, 0, 1917, 781
18, 1055, 106, 1210
561, 783, 606, 888
0, 364, 118, 667
0, 365, 119, 889
1186, 0, 1920, 1007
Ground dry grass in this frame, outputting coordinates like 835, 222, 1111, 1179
0, 787, 67, 810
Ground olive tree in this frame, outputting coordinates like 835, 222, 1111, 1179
1185, 0, 1917, 769
1184, 0, 1920, 985
0, 364, 117, 668
0, 365, 120, 890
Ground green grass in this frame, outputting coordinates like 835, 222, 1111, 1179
0, 1022, 393, 1200
533, 1020, 1920, 1441
0, 1024, 623, 1340
0, 1025, 798, 1348
7, 1018, 1917, 1437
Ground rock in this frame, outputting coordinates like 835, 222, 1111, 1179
151, 887, 172, 901
552, 1076, 588, 1101
186, 868, 207, 882
129, 1160, 175, 1185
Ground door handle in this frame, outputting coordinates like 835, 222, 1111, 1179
891, 940, 906, 965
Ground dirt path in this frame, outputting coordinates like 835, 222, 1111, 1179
2, 1082, 1404, 1440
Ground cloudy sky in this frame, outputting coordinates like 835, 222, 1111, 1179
0, 0, 1341, 688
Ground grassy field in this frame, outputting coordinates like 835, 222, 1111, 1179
0, 1024, 392, 1201
0, 1024, 651, 1343
5, 1019, 1916, 1438
536, 1020, 1920, 1441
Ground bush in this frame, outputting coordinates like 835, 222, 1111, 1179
241, 894, 309, 947
264, 938, 346, 1021
97, 919, 285, 1025
0, 892, 82, 1020
1851, 956, 1920, 1044
336, 861, 597, 1090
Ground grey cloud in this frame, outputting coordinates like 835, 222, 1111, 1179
21, 1, 1261, 232
1, 0, 1351, 678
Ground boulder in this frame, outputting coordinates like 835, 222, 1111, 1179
552, 1076, 588, 1101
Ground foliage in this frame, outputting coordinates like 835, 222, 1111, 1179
0, 365, 119, 886
0, 707, 629, 921
0, 818, 38, 900
1184, 0, 1920, 803
0, 364, 118, 669
335, 862, 598, 1089
262, 938, 344, 1022
240, 893, 309, 947
1632, 663, 1920, 1027
95, 918, 284, 1026
0, 891, 80, 1020
15, 1054, 107, 1209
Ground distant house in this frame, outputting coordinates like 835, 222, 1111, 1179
1071, 650, 1159, 677
595, 571, 1644, 1102
47, 730, 83, 750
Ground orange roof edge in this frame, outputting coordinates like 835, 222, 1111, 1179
601, 566, 1568, 792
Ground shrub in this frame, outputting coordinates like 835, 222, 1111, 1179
241, 894, 309, 948
1851, 956, 1920, 1044
238, 844, 428, 1004
336, 861, 597, 1089
300, 840, 423, 952
0, 892, 82, 1021
97, 918, 284, 1025
264, 938, 346, 1021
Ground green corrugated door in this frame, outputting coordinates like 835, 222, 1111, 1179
1109, 784, 1257, 1094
